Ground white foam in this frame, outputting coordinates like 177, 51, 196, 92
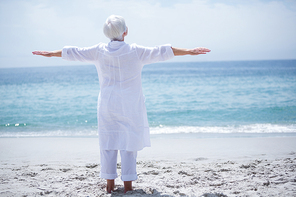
150, 124, 296, 134
0, 129, 98, 138
0, 124, 295, 138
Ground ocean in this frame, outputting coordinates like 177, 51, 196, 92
0, 60, 296, 138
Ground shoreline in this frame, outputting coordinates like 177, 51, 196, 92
1, 136, 296, 196
1, 131, 296, 139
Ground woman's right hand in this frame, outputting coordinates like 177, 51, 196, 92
32, 50, 62, 57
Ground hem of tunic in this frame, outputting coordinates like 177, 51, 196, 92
98, 128, 151, 152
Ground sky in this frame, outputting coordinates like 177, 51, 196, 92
0, 0, 296, 68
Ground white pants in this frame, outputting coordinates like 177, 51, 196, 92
100, 150, 138, 181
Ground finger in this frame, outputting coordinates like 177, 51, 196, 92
32, 51, 48, 55
193, 50, 209, 54
199, 48, 211, 52
32, 51, 42, 55
33, 51, 52, 57
203, 49, 211, 52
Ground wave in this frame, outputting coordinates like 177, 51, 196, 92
0, 129, 98, 138
150, 124, 296, 134
0, 124, 295, 138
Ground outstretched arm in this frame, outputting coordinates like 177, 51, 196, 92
172, 47, 211, 56
32, 50, 62, 57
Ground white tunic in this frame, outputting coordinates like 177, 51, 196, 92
62, 41, 174, 151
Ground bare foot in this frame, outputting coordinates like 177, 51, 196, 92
124, 181, 132, 193
106, 179, 115, 193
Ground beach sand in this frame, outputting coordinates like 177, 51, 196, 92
1, 135, 296, 196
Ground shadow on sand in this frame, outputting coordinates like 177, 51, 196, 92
110, 187, 174, 196
110, 187, 228, 197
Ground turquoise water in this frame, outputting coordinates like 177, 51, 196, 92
0, 60, 296, 137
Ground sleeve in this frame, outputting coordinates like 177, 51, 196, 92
134, 44, 174, 65
62, 44, 100, 63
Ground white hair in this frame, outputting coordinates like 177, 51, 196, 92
103, 15, 127, 41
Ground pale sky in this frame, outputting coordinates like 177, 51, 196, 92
0, 0, 296, 68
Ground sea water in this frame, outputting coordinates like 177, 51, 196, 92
0, 60, 295, 138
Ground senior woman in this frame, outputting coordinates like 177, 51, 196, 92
33, 15, 210, 193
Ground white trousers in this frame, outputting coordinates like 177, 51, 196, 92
100, 150, 138, 181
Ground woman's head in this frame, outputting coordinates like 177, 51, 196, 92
103, 15, 127, 41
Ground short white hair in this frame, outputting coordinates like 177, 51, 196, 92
103, 15, 127, 41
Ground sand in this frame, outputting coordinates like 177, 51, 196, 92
0, 135, 296, 196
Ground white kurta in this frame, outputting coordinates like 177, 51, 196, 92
62, 41, 174, 151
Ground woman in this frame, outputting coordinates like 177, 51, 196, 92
33, 15, 210, 193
